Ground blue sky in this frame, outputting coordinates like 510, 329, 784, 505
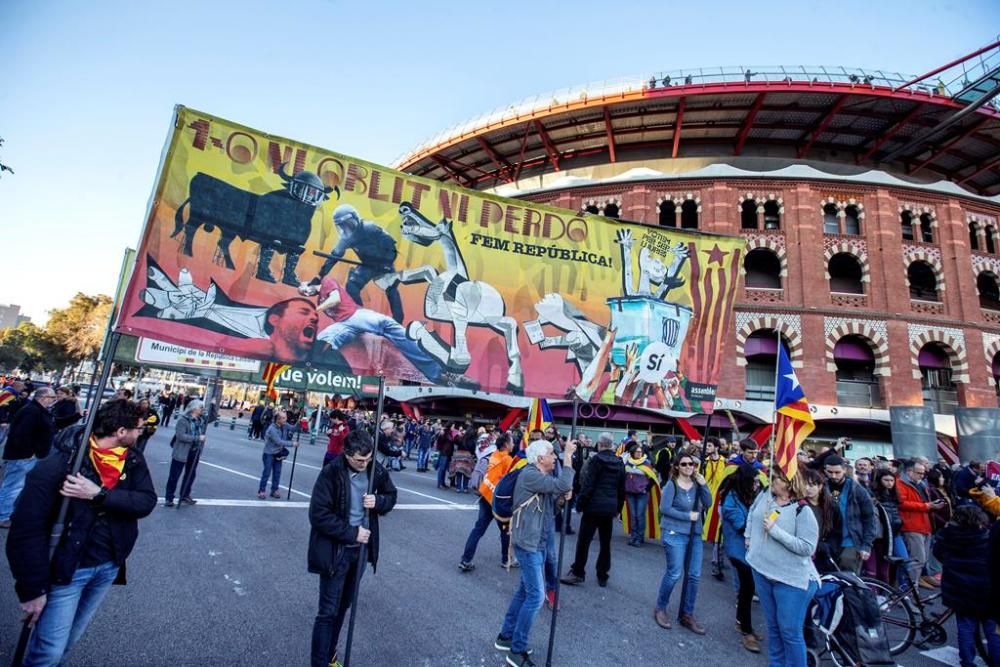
1, 0, 998, 323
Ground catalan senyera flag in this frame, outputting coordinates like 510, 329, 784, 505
262, 362, 290, 402
526, 398, 553, 434
773, 344, 815, 480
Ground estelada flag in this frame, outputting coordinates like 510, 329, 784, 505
621, 462, 662, 541
773, 344, 815, 480
526, 398, 552, 434
262, 362, 290, 401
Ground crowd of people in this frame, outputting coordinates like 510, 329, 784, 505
2, 371, 1000, 667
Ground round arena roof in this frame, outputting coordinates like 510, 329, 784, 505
395, 59, 1000, 197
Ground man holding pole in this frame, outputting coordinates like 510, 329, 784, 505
259, 410, 296, 499
309, 428, 397, 667
495, 437, 575, 667
5, 399, 157, 665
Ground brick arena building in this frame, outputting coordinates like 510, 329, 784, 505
391, 50, 1000, 458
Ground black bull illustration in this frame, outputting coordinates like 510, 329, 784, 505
171, 164, 339, 285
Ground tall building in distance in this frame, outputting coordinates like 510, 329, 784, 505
0, 304, 29, 330
394, 44, 1000, 459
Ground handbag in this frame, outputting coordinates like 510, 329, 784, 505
275, 446, 290, 461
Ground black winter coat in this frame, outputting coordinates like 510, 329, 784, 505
933, 523, 993, 619
308, 455, 397, 576
2, 399, 55, 460
5, 436, 158, 602
575, 450, 626, 517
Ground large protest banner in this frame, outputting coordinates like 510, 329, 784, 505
117, 107, 743, 412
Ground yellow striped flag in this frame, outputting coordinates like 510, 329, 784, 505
261, 362, 291, 401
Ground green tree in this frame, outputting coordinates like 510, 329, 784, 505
45, 293, 113, 374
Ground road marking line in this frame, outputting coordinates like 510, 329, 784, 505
200, 460, 312, 498
920, 647, 961, 665
156, 498, 475, 510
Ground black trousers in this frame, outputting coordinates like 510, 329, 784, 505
165, 448, 198, 501
569, 513, 613, 582
312, 546, 363, 667
731, 557, 756, 634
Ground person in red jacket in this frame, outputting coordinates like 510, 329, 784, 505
324, 411, 349, 465
896, 459, 947, 588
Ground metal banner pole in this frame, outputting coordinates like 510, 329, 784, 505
10, 332, 122, 667
286, 428, 301, 501
545, 397, 579, 667
343, 374, 385, 667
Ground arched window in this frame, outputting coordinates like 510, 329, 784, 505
741, 200, 758, 230
834, 335, 881, 408
823, 203, 840, 234
993, 351, 1000, 404
763, 201, 780, 230
744, 248, 782, 289
659, 201, 677, 227
970, 223, 981, 251
978, 272, 1000, 310
829, 253, 864, 294
901, 210, 915, 241
844, 205, 861, 235
584, 204, 600, 214
919, 343, 957, 415
908, 261, 938, 301
604, 203, 620, 219
681, 200, 699, 229
987, 226, 997, 255
919, 213, 934, 243
743, 329, 790, 402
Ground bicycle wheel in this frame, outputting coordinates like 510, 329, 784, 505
861, 577, 917, 656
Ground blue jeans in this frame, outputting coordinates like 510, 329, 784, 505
0, 457, 37, 520
500, 546, 546, 654
23, 561, 119, 666
454, 473, 469, 492
956, 615, 1000, 667
317, 309, 443, 382
461, 497, 511, 564
259, 453, 283, 493
655, 530, 703, 616
626, 492, 648, 542
417, 446, 430, 470
753, 571, 818, 667
436, 455, 451, 487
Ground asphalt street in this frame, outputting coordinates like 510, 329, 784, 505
0, 425, 968, 666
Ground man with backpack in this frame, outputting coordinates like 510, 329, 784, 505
460, 433, 516, 571
494, 438, 576, 667
560, 432, 625, 587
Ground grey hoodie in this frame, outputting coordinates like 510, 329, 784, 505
510, 463, 574, 552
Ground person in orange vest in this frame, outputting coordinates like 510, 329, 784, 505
459, 433, 517, 571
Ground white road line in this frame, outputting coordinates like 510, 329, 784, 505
200, 460, 312, 498
155, 498, 475, 510
920, 647, 962, 666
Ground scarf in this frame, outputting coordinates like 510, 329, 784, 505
89, 437, 129, 490
626, 454, 648, 467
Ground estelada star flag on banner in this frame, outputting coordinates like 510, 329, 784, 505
526, 398, 553, 435
773, 344, 814, 480
262, 362, 290, 401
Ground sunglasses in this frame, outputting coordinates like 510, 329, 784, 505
678, 461, 696, 467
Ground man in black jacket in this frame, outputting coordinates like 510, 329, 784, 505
560, 432, 626, 587
309, 428, 397, 667
5, 399, 157, 665
0, 386, 57, 527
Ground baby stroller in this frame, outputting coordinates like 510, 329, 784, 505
805, 572, 894, 666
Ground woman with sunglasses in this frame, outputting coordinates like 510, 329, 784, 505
653, 450, 711, 634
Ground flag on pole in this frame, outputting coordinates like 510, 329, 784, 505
773, 344, 815, 480
526, 398, 553, 434
261, 362, 290, 402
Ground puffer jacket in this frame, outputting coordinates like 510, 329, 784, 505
933, 522, 993, 619
575, 450, 625, 517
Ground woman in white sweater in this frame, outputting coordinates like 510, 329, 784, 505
745, 468, 820, 667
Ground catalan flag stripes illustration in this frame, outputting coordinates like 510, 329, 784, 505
773, 342, 815, 480
261, 362, 291, 401
526, 398, 553, 434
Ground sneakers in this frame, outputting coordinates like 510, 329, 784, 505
506, 652, 535, 667
679, 613, 706, 635
459, 561, 475, 572
164, 500, 175, 508
270, 491, 282, 499
741, 632, 761, 653
559, 572, 585, 586
257, 491, 266, 499
328, 653, 343, 667
597, 579, 608, 588
653, 608, 672, 630
501, 559, 520, 569
180, 497, 197, 505
493, 635, 533, 655
544, 589, 560, 610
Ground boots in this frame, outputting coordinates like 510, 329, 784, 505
281, 251, 301, 287
679, 613, 706, 635
740, 633, 761, 653
255, 246, 277, 283
653, 608, 672, 630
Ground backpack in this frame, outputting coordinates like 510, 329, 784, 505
469, 454, 490, 495
492, 466, 526, 523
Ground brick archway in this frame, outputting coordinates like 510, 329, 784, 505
742, 236, 788, 277
824, 242, 871, 284
984, 334, 1000, 388
824, 325, 890, 376
909, 329, 969, 384
583, 197, 623, 216
735, 315, 803, 368
903, 247, 946, 292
